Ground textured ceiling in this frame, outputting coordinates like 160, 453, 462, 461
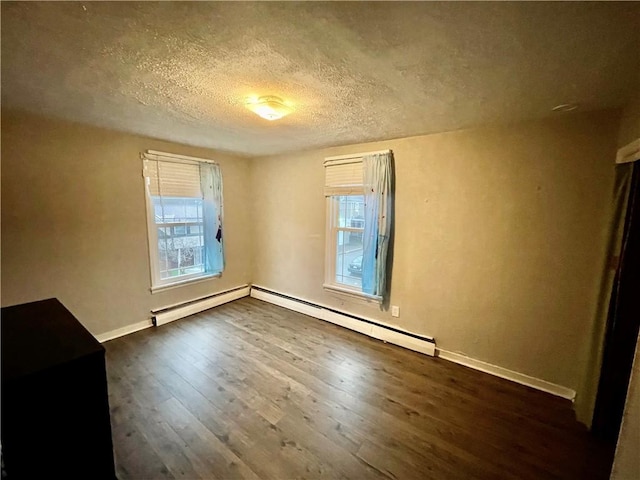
2, 2, 639, 156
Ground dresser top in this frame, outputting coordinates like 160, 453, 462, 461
2, 298, 104, 382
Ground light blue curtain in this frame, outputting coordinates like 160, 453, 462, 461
200, 163, 225, 274
362, 152, 393, 297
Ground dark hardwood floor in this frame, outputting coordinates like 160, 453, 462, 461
105, 297, 615, 479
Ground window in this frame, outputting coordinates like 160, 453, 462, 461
323, 151, 393, 302
142, 150, 224, 291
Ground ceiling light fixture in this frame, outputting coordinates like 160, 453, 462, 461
552, 103, 579, 113
245, 96, 292, 121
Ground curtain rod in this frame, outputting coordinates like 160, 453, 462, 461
144, 150, 218, 165
324, 149, 391, 162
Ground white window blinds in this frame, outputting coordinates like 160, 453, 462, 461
144, 159, 202, 198
323, 160, 363, 196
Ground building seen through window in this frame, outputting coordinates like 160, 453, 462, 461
153, 197, 205, 279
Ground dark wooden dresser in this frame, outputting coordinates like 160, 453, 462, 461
1, 298, 116, 479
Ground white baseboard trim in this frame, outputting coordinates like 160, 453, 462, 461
250, 286, 436, 357
250, 285, 575, 402
153, 284, 250, 327
96, 282, 576, 402
436, 348, 576, 402
95, 284, 251, 343
95, 319, 153, 343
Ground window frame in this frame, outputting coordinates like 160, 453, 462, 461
323, 151, 388, 304
142, 150, 221, 293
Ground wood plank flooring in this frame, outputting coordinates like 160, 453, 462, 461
104, 297, 615, 479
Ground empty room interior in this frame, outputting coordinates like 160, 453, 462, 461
2, 2, 640, 479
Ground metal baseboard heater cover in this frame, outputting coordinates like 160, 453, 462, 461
250, 285, 436, 356
152, 285, 250, 327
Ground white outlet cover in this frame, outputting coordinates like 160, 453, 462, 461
391, 306, 400, 317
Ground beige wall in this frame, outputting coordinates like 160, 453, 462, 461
1, 109, 252, 335
250, 110, 619, 414
1, 107, 622, 428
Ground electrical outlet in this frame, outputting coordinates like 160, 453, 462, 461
391, 305, 400, 317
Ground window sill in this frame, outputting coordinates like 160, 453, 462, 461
322, 283, 383, 304
151, 273, 221, 294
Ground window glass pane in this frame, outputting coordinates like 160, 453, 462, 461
153, 196, 203, 224
153, 196, 205, 280
338, 195, 364, 228
158, 235, 169, 275
334, 230, 362, 289
333, 194, 364, 289
157, 234, 205, 279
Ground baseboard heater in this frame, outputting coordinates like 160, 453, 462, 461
250, 285, 436, 356
152, 284, 250, 327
